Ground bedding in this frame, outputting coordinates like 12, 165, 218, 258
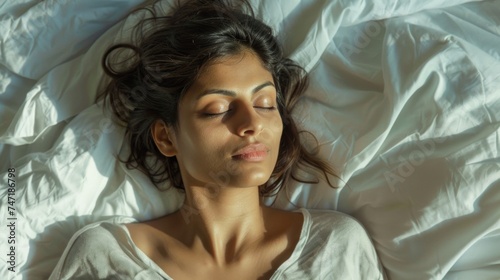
1, 0, 499, 279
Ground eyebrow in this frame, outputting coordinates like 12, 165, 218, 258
196, 81, 275, 100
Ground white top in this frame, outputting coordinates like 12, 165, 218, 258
49, 209, 386, 279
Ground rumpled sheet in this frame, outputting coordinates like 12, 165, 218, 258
1, 0, 499, 279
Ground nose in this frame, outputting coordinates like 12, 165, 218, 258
234, 102, 264, 137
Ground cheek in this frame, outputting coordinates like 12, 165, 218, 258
176, 128, 229, 183
260, 114, 283, 145
184, 124, 229, 163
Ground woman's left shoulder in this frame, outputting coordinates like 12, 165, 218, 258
302, 208, 371, 238
304, 208, 363, 225
301, 209, 387, 279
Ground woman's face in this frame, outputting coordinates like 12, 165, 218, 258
154, 50, 283, 191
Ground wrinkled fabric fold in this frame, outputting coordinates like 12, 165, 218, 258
0, 0, 499, 279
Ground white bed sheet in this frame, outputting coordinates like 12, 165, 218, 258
1, 0, 499, 279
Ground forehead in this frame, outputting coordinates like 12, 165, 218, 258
187, 51, 274, 97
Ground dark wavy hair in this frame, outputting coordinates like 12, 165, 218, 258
98, 0, 337, 197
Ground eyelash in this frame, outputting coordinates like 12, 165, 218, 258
203, 106, 277, 118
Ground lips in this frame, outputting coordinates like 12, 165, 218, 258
232, 143, 269, 161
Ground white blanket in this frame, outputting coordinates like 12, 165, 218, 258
1, 0, 499, 279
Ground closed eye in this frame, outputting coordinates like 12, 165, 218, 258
201, 106, 277, 119
202, 111, 230, 118
254, 106, 277, 111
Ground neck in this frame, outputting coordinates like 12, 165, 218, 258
177, 185, 267, 264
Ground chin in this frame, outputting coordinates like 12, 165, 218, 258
233, 172, 272, 188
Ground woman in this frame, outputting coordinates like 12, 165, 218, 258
50, 0, 385, 279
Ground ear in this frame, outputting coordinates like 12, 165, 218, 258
151, 119, 177, 157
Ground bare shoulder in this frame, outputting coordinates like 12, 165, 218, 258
263, 207, 304, 238
124, 223, 150, 251
125, 222, 158, 256
124, 213, 181, 255
265, 207, 303, 223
